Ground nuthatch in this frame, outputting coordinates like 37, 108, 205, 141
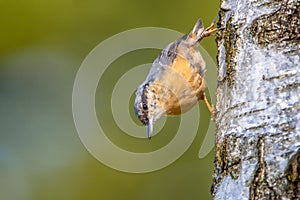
134, 18, 220, 139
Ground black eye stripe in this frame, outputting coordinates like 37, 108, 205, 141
139, 83, 149, 125
141, 84, 148, 108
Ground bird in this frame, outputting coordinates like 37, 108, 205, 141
134, 18, 220, 139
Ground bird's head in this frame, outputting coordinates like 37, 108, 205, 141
134, 83, 165, 139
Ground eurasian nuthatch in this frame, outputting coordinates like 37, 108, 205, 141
134, 18, 220, 139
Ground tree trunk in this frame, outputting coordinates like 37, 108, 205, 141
212, 0, 300, 199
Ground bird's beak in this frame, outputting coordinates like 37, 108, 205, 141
146, 119, 153, 140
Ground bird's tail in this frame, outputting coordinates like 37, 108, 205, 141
188, 19, 205, 45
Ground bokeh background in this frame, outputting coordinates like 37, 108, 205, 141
0, 0, 219, 199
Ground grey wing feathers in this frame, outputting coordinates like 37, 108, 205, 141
145, 19, 207, 82
145, 40, 179, 82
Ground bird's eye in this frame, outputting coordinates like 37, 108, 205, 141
142, 104, 148, 110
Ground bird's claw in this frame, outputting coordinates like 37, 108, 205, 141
198, 17, 225, 41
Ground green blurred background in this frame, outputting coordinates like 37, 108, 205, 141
0, 0, 219, 199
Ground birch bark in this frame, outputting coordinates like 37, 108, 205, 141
212, 0, 300, 199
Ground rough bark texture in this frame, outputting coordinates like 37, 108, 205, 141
212, 0, 300, 199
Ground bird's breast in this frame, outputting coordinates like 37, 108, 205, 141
152, 54, 206, 115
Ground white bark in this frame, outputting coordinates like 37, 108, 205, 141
212, 0, 300, 199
